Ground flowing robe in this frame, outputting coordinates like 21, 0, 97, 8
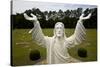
31, 19, 86, 64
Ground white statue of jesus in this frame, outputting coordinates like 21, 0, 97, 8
24, 13, 91, 64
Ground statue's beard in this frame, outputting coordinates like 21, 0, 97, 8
56, 33, 64, 39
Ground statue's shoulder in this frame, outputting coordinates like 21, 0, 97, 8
45, 36, 52, 40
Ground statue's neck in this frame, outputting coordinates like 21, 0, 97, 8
56, 36, 64, 42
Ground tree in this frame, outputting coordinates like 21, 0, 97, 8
11, 8, 97, 29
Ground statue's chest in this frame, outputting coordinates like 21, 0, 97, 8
54, 41, 63, 48
53, 41, 67, 52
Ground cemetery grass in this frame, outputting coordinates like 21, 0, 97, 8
12, 29, 97, 66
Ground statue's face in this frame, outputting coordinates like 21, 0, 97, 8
55, 23, 64, 37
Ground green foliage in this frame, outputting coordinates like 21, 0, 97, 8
78, 48, 87, 58
29, 50, 41, 61
11, 8, 97, 29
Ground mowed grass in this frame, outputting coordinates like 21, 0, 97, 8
12, 29, 97, 66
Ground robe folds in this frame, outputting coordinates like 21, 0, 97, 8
31, 20, 86, 64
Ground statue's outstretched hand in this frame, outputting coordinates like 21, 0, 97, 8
79, 13, 92, 20
24, 13, 38, 33
24, 13, 38, 22
87, 13, 92, 19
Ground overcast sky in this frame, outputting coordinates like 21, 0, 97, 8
12, 0, 97, 14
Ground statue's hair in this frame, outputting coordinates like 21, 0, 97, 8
54, 22, 64, 29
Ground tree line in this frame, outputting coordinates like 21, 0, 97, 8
11, 8, 97, 29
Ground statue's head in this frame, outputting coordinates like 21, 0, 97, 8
54, 22, 65, 38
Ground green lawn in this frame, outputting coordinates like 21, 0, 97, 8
12, 29, 97, 66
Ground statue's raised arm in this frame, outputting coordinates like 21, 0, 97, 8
79, 13, 92, 20
24, 13, 38, 33
24, 13, 37, 21
23, 13, 48, 47
67, 13, 92, 48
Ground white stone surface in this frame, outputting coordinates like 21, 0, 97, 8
24, 13, 91, 64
